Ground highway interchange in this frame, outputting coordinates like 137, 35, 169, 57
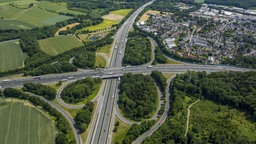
0, 0, 255, 144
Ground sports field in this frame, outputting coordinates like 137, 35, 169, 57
38, 35, 84, 56
0, 40, 26, 72
0, 99, 55, 144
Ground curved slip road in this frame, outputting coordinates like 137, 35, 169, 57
25, 92, 82, 144
133, 75, 176, 144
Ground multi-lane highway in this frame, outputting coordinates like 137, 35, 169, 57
0, 64, 252, 89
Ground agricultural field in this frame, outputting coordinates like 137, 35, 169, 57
15, 7, 72, 27
38, 35, 84, 56
0, 40, 26, 72
0, 20, 35, 30
0, 99, 56, 144
0, 1, 73, 29
139, 10, 160, 22
37, 1, 84, 15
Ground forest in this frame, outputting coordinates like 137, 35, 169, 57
205, 0, 256, 9
74, 102, 94, 133
22, 83, 56, 100
122, 32, 152, 66
118, 73, 158, 121
2, 88, 75, 144
143, 71, 256, 144
61, 77, 102, 103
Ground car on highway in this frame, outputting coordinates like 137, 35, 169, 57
119, 51, 122, 54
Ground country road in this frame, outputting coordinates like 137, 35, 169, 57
184, 99, 200, 137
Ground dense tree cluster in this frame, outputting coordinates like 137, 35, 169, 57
118, 73, 158, 120
150, 70, 167, 93
123, 120, 155, 144
24, 61, 78, 76
73, 51, 95, 69
123, 32, 152, 66
154, 46, 167, 64
74, 102, 94, 133
61, 77, 102, 103
223, 56, 256, 69
143, 71, 256, 143
2, 88, 75, 143
22, 83, 56, 100
205, 0, 256, 9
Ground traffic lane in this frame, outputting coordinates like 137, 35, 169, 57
99, 80, 117, 144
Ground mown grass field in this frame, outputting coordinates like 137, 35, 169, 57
95, 54, 106, 68
112, 116, 131, 144
0, 99, 56, 144
38, 35, 84, 56
96, 44, 112, 57
110, 9, 132, 16
0, 40, 26, 72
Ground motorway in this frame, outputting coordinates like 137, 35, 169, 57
87, 1, 156, 144
0, 64, 252, 89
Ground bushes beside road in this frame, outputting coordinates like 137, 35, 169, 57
22, 83, 56, 100
74, 102, 94, 133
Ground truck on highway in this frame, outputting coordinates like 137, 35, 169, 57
68, 77, 74, 79
108, 72, 114, 75
61, 79, 68, 82
33, 76, 41, 80
147, 65, 153, 68
2, 79, 10, 83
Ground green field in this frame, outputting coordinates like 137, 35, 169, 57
37, 1, 84, 15
0, 1, 72, 29
112, 117, 131, 144
0, 40, 26, 72
78, 19, 118, 32
0, 20, 35, 30
0, 4, 23, 19
96, 44, 112, 57
16, 7, 72, 27
0, 99, 56, 144
38, 35, 84, 56
110, 9, 132, 16
95, 55, 106, 68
